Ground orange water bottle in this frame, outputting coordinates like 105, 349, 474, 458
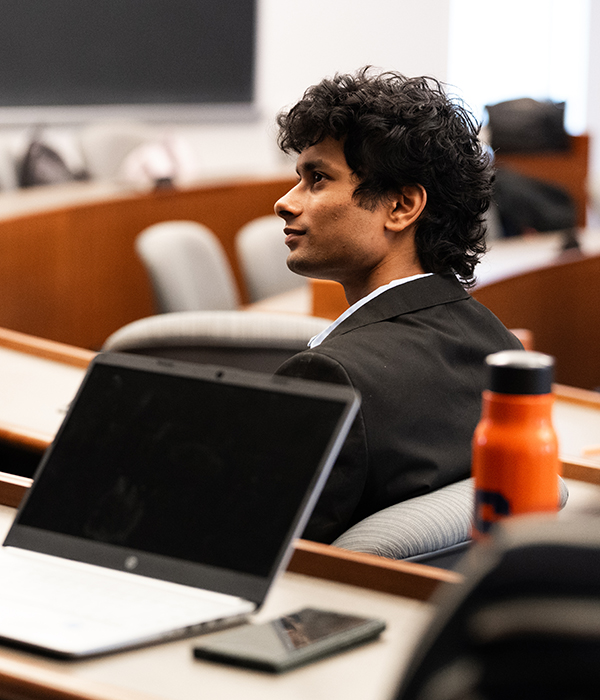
472, 350, 560, 539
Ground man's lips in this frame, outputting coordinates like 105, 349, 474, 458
284, 227, 305, 246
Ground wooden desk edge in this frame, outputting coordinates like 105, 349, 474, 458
0, 327, 96, 368
0, 327, 95, 450
0, 654, 152, 700
288, 539, 461, 601
0, 424, 53, 453
561, 459, 600, 485
554, 383, 600, 407
0, 472, 32, 508
554, 383, 600, 484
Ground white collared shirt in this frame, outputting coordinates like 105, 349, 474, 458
308, 273, 433, 348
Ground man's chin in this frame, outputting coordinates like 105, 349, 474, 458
286, 255, 313, 278
286, 254, 341, 283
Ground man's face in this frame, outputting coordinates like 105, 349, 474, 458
274, 138, 394, 292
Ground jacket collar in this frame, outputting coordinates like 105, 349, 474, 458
324, 274, 470, 341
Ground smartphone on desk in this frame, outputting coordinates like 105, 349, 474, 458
193, 607, 386, 673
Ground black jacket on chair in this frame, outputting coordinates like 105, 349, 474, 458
276, 274, 523, 544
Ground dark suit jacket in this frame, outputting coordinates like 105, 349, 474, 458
275, 274, 523, 543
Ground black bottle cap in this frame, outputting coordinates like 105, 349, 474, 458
486, 350, 554, 395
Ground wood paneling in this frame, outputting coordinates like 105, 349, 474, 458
472, 251, 600, 390
311, 279, 348, 319
0, 177, 295, 350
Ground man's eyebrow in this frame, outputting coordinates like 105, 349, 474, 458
296, 158, 330, 175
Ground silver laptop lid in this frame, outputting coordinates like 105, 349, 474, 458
5, 352, 360, 606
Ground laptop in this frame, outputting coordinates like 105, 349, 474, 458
0, 352, 359, 658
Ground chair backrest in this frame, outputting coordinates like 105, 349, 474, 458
395, 514, 600, 700
235, 215, 306, 302
135, 221, 240, 314
102, 310, 331, 373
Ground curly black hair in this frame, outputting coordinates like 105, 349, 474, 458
276, 67, 493, 285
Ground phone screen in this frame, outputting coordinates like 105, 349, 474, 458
193, 608, 386, 672
265, 608, 372, 649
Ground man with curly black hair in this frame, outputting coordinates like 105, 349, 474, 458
274, 68, 522, 544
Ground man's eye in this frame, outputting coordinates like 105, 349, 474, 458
312, 172, 324, 183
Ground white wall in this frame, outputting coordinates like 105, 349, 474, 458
177, 0, 451, 179
7, 0, 599, 196
586, 0, 600, 210
257, 0, 450, 117
448, 0, 590, 135
198, 0, 600, 195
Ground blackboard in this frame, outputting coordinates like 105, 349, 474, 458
0, 0, 256, 122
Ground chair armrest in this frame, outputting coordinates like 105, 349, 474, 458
332, 479, 475, 560
332, 477, 569, 560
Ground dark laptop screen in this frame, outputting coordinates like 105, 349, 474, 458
14, 357, 354, 578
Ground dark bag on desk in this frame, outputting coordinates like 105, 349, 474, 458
493, 167, 577, 237
486, 98, 569, 153
19, 139, 88, 188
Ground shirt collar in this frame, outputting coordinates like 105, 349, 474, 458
308, 273, 433, 348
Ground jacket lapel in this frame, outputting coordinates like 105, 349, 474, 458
325, 274, 470, 340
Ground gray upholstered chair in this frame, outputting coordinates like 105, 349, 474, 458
235, 215, 307, 302
102, 310, 330, 373
395, 514, 600, 699
333, 477, 569, 569
135, 221, 240, 314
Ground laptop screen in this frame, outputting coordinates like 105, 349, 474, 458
9, 354, 358, 598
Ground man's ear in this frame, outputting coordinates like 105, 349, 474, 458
386, 185, 427, 232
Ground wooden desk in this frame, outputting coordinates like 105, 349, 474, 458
0, 504, 436, 700
553, 384, 600, 484
306, 230, 600, 319
472, 249, 600, 389
0, 327, 93, 456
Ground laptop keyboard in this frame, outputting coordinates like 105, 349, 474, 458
0, 547, 246, 629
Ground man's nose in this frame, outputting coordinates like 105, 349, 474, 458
274, 185, 301, 219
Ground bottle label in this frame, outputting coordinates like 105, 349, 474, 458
474, 489, 511, 534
